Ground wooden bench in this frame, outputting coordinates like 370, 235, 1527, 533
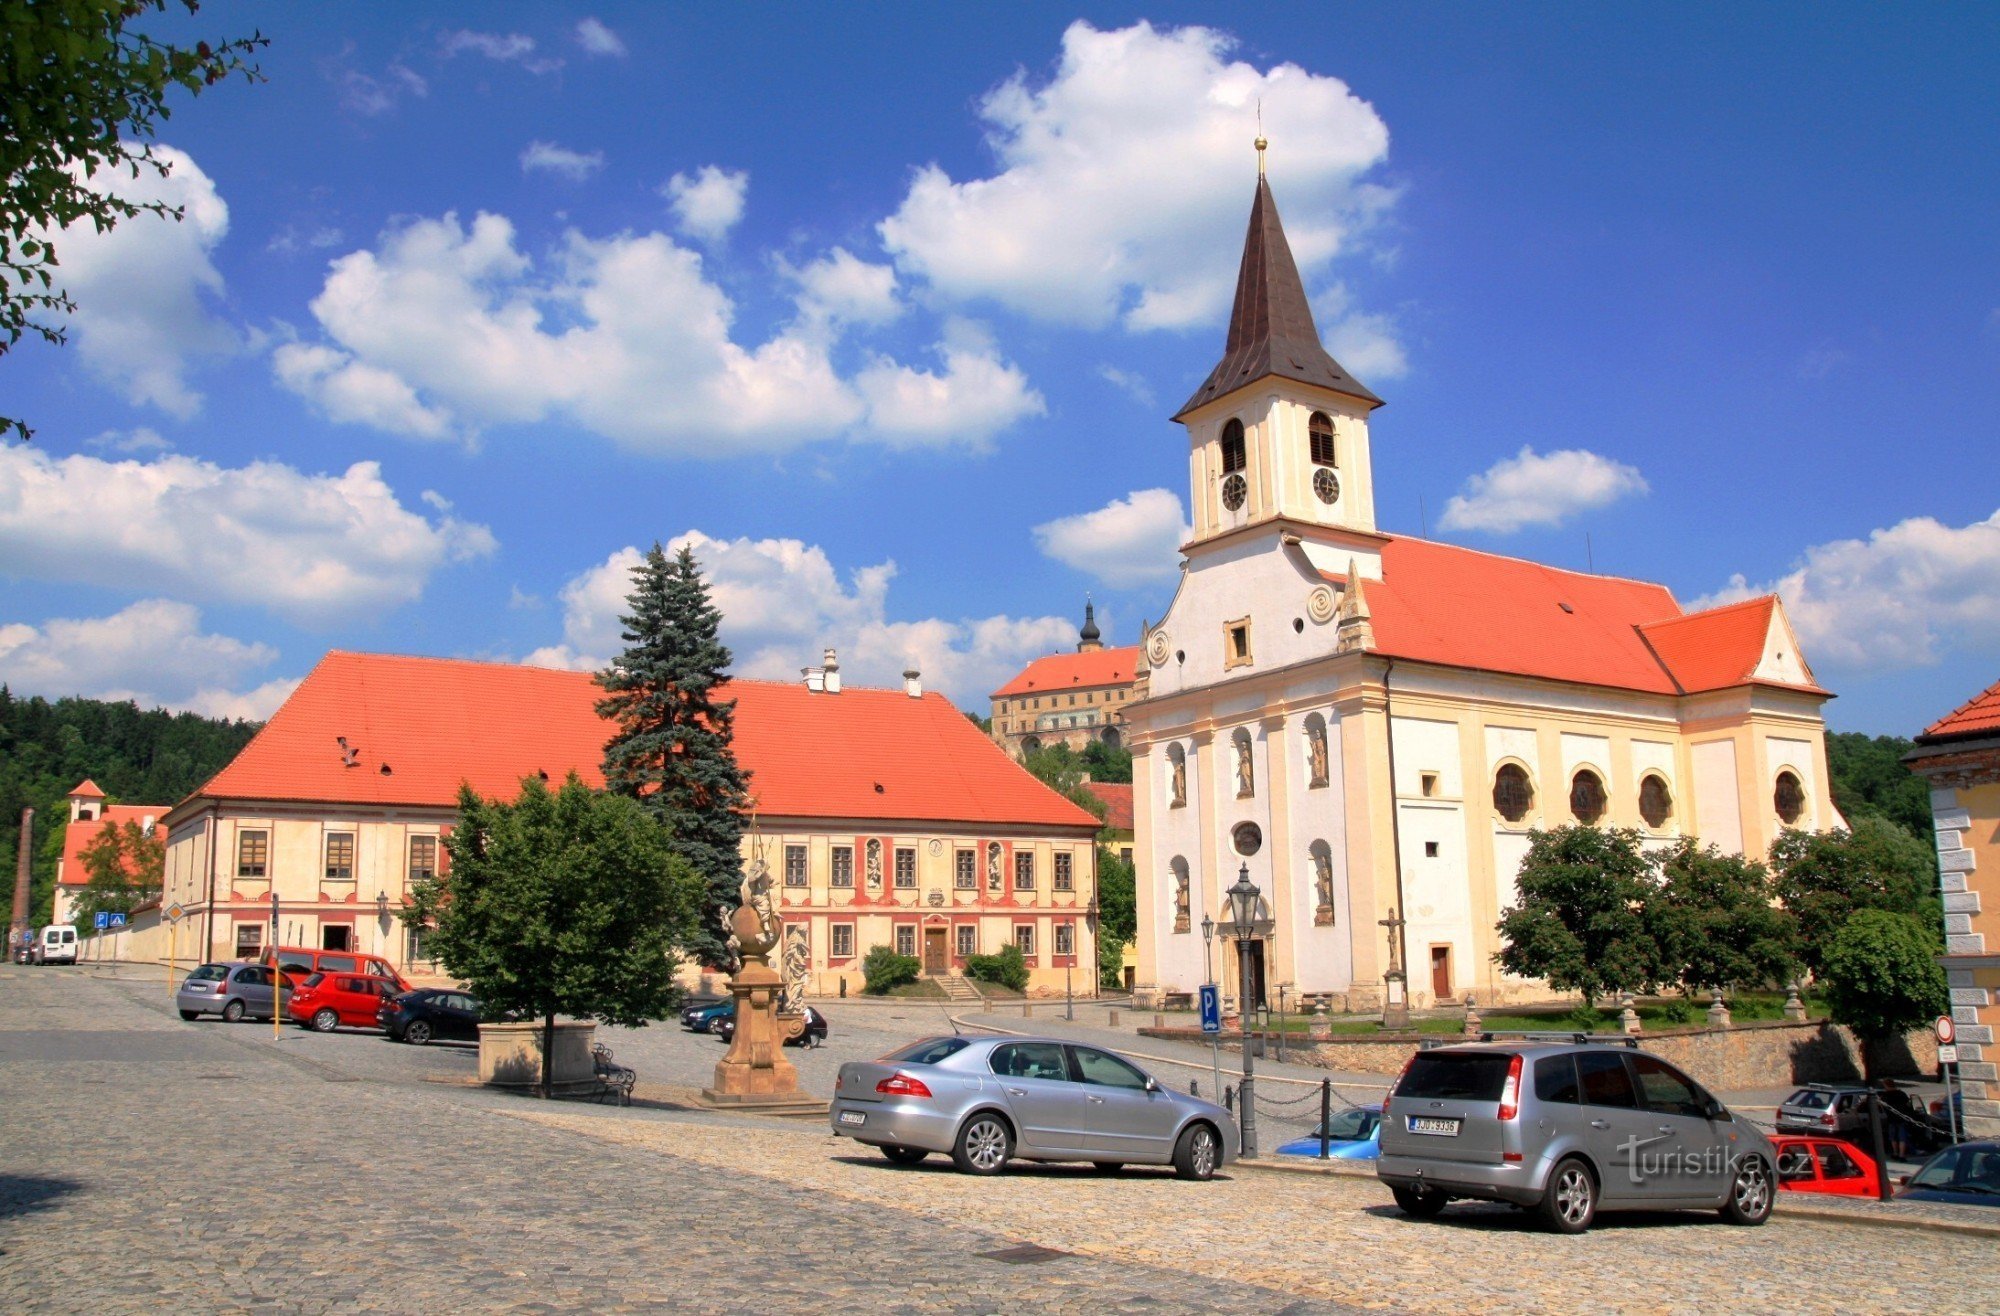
592, 1042, 636, 1106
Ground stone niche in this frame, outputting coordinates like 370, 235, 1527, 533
479, 1020, 598, 1092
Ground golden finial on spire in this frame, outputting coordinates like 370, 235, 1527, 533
1255, 98, 1267, 175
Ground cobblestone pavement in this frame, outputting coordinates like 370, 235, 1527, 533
3, 966, 1994, 1315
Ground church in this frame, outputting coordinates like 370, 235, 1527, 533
1127, 145, 1837, 1011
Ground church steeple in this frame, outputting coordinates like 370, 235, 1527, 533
1174, 172, 1380, 420
1076, 598, 1102, 653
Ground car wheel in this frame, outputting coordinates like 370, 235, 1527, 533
221, 999, 246, 1023
1720, 1155, 1774, 1226
312, 1008, 340, 1033
1538, 1156, 1597, 1234
1390, 1184, 1449, 1218
1091, 1162, 1124, 1175
404, 1020, 433, 1046
952, 1113, 1013, 1175
1173, 1123, 1221, 1181
177, 1009, 200, 1021
881, 1145, 928, 1165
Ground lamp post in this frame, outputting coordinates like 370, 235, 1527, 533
1200, 912, 1215, 986
1227, 864, 1261, 1159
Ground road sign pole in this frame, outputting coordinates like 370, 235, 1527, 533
271, 893, 281, 1041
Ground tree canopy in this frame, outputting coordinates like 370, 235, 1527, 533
1094, 845, 1135, 990
71, 816, 164, 928
1019, 743, 1113, 828
1825, 731, 1935, 843
1818, 909, 1949, 1045
594, 542, 751, 972
1, 0, 264, 438
1647, 838, 1799, 994
1769, 817, 1939, 974
1495, 826, 1662, 1001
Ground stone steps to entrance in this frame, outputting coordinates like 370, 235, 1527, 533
936, 974, 983, 1003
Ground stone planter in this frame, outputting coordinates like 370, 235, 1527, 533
478, 1020, 598, 1092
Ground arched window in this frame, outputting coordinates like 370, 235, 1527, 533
1638, 774, 1674, 829
1220, 418, 1247, 474
1774, 770, 1806, 826
1167, 743, 1187, 808
1569, 769, 1607, 825
1100, 726, 1122, 751
1170, 857, 1191, 933
1492, 763, 1534, 824
1020, 735, 1041, 755
1304, 714, 1330, 788
1308, 411, 1337, 466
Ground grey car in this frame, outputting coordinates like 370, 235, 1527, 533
830, 1035, 1239, 1179
176, 961, 293, 1022
1377, 1039, 1776, 1233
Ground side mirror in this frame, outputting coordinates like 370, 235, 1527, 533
1898, 1174, 1912, 1188
1704, 1098, 1727, 1121
1145, 1077, 1160, 1093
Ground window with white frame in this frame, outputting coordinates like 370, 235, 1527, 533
324, 833, 355, 881
1014, 924, 1036, 957
831, 924, 854, 959
237, 830, 268, 879
831, 845, 854, 887
956, 925, 976, 957
408, 835, 437, 884
1055, 924, 1074, 956
894, 847, 917, 888
1014, 851, 1035, 891
954, 849, 976, 889
784, 844, 807, 887
1053, 852, 1074, 891
895, 925, 915, 957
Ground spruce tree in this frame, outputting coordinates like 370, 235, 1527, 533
595, 543, 750, 971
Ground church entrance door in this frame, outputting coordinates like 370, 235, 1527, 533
924, 928, 948, 976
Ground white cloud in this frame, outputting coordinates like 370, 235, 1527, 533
85, 427, 171, 455
520, 141, 605, 180
1096, 365, 1155, 408
273, 342, 459, 442
335, 62, 426, 116
1693, 509, 2000, 672
528, 534, 1076, 706
784, 247, 902, 328
42, 146, 238, 416
280, 211, 1039, 454
575, 18, 626, 56
0, 600, 296, 720
878, 20, 1393, 331
0, 446, 496, 621
441, 30, 536, 61
1437, 447, 1649, 535
663, 166, 749, 243
267, 224, 345, 255
1034, 489, 1190, 587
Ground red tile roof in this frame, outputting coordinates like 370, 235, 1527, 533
1326, 538, 1827, 697
179, 651, 1099, 831
69, 779, 105, 799
1082, 781, 1133, 832
58, 804, 164, 888
991, 646, 1140, 699
1918, 678, 2000, 743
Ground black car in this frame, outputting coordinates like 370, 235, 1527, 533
1896, 1140, 2000, 1208
378, 988, 482, 1044
712, 1004, 826, 1047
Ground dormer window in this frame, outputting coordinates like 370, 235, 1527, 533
1220, 419, 1246, 473
1309, 412, 1337, 466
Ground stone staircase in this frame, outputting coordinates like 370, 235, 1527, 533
936, 973, 983, 1004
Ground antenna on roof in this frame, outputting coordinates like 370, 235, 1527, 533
1586, 532, 1594, 573
1418, 495, 1428, 538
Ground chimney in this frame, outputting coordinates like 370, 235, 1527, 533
822, 647, 841, 694
10, 807, 32, 949
903, 668, 922, 698
802, 666, 825, 693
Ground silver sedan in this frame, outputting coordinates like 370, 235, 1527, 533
830, 1035, 1238, 1179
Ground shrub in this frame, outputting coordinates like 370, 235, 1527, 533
861, 945, 920, 995
966, 943, 1029, 993
1660, 997, 1696, 1026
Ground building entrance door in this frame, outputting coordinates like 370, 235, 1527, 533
924, 927, 948, 975
1237, 941, 1267, 1010
1430, 945, 1452, 1002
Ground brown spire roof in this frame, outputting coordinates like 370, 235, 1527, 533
1174, 174, 1381, 419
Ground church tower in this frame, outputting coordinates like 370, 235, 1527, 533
1173, 141, 1385, 575
1076, 598, 1103, 653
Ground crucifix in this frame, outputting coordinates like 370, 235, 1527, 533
1379, 906, 1406, 976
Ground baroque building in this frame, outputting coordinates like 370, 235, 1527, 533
989, 602, 1140, 759
1126, 151, 1836, 1011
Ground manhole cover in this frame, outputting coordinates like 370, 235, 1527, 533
979, 1245, 1071, 1265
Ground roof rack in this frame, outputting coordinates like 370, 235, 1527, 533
1482, 1031, 1641, 1047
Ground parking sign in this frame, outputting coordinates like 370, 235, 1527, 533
1199, 983, 1222, 1034
94, 911, 109, 930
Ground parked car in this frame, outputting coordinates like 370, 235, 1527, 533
378, 988, 482, 1044
1377, 1040, 1776, 1234
1776, 1084, 1872, 1138
831, 1035, 1238, 1179
265, 945, 409, 991
34, 925, 78, 965
712, 1005, 827, 1047
289, 972, 402, 1032
1275, 1104, 1383, 1160
176, 962, 293, 1022
1772, 1136, 1882, 1197
1896, 1140, 2000, 1207
681, 999, 734, 1033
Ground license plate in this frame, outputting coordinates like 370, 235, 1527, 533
1407, 1116, 1461, 1136
838, 1111, 866, 1127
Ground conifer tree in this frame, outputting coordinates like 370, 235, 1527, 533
595, 543, 750, 971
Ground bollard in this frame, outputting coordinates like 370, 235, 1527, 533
1224, 1085, 1235, 1113
1108, 1008, 1119, 1026
1190, 1079, 1199, 1097
1022, 1001, 1032, 1017
1320, 1078, 1333, 1160
982, 995, 992, 1014
1153, 1012, 1165, 1030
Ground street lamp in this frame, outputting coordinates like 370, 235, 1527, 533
1200, 912, 1215, 986
1226, 864, 1261, 1158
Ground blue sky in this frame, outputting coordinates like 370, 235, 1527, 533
2, 4, 1995, 735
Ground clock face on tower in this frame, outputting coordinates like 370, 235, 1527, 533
1314, 467, 1341, 504
1221, 473, 1247, 511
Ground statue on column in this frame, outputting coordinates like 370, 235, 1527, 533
702, 858, 816, 1109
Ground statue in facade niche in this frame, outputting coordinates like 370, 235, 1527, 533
1235, 737, 1254, 797
1308, 724, 1329, 785
986, 842, 1002, 891
1171, 752, 1187, 806
1174, 868, 1191, 930
1313, 848, 1335, 925
865, 838, 883, 890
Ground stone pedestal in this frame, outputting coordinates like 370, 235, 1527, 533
701, 962, 818, 1109
1782, 982, 1807, 1022
1464, 994, 1484, 1038
1619, 991, 1642, 1036
1381, 971, 1410, 1031
479, 1020, 598, 1093
1706, 988, 1732, 1029
1310, 1002, 1331, 1042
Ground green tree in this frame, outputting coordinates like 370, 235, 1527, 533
1079, 739, 1132, 784
1825, 731, 1935, 842
1094, 845, 1135, 990
1770, 818, 1939, 975
1647, 838, 1798, 996
71, 816, 164, 929
1495, 826, 1662, 1002
966, 942, 1029, 993
595, 543, 750, 973
861, 944, 919, 995
1020, 744, 1111, 825
1819, 909, 1949, 1064
402, 775, 700, 1098
1, 1, 264, 439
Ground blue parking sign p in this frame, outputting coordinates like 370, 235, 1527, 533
94, 911, 109, 930
1199, 983, 1221, 1034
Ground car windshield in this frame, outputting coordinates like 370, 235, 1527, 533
1910, 1146, 2000, 1195
883, 1037, 969, 1065
1318, 1107, 1378, 1140
187, 964, 229, 982
1398, 1052, 1515, 1101
1788, 1090, 1835, 1110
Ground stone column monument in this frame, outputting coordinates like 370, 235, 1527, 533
700, 860, 824, 1112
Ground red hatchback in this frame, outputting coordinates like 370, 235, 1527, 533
1772, 1136, 1882, 1198
290, 972, 402, 1032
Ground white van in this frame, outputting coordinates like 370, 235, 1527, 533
37, 924, 78, 965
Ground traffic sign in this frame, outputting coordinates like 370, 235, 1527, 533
93, 911, 108, 930
1936, 1015, 1956, 1045
1939, 1044, 1960, 1065
106, 911, 126, 928
1198, 983, 1222, 1034
164, 902, 185, 923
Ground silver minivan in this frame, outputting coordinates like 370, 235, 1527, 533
176, 962, 292, 1022
1377, 1039, 1776, 1233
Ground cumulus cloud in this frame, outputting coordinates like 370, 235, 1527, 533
1692, 509, 2000, 672
85, 427, 171, 455
1034, 489, 1190, 587
784, 247, 902, 328
441, 30, 535, 61
1437, 447, 1649, 535
0, 600, 296, 720
277, 211, 1041, 454
519, 141, 605, 180
0, 446, 495, 621
663, 166, 749, 243
527, 533, 1076, 705
878, 20, 1394, 332
273, 342, 458, 442
1097, 365, 1155, 407
334, 61, 427, 116
575, 18, 626, 56
41, 146, 239, 416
